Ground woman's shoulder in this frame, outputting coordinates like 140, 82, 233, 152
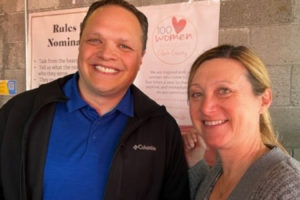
265, 153, 300, 183
251, 148, 300, 199
266, 147, 300, 176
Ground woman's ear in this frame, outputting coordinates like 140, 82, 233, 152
260, 88, 272, 114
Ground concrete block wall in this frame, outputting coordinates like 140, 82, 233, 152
0, 0, 299, 160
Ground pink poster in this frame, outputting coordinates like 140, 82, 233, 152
136, 1, 220, 126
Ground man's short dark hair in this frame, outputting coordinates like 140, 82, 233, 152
80, 0, 148, 52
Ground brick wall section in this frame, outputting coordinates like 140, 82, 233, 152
0, 0, 299, 159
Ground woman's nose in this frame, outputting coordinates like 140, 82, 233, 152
200, 95, 217, 115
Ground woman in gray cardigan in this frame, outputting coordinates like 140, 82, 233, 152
183, 45, 300, 200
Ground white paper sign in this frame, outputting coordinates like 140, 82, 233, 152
27, 8, 87, 89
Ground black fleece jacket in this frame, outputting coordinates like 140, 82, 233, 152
0, 74, 190, 200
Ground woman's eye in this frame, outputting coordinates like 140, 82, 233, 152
218, 88, 231, 95
190, 92, 203, 99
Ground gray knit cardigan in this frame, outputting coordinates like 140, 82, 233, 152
189, 146, 300, 200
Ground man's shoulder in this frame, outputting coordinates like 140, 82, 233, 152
131, 85, 168, 116
1, 74, 72, 111
130, 85, 179, 128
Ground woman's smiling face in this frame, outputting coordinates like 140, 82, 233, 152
188, 58, 265, 149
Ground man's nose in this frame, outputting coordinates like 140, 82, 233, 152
97, 43, 116, 60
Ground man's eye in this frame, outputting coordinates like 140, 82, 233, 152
120, 44, 131, 50
87, 39, 101, 44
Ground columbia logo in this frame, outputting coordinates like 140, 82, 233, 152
133, 144, 157, 151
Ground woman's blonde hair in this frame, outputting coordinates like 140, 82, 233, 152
188, 44, 287, 153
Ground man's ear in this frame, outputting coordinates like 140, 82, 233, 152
139, 51, 146, 67
260, 88, 272, 114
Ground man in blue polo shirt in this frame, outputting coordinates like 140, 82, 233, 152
0, 0, 190, 199
42, 73, 133, 199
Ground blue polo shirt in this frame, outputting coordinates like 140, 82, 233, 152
43, 73, 133, 200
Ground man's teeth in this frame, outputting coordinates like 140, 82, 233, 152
204, 120, 226, 126
95, 65, 117, 73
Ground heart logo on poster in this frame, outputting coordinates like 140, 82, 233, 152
172, 16, 186, 34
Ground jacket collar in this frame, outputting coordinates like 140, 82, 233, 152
31, 74, 73, 112
33, 74, 165, 120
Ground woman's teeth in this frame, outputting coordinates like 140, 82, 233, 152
204, 120, 226, 126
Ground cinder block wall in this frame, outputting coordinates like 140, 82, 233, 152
0, 0, 299, 160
